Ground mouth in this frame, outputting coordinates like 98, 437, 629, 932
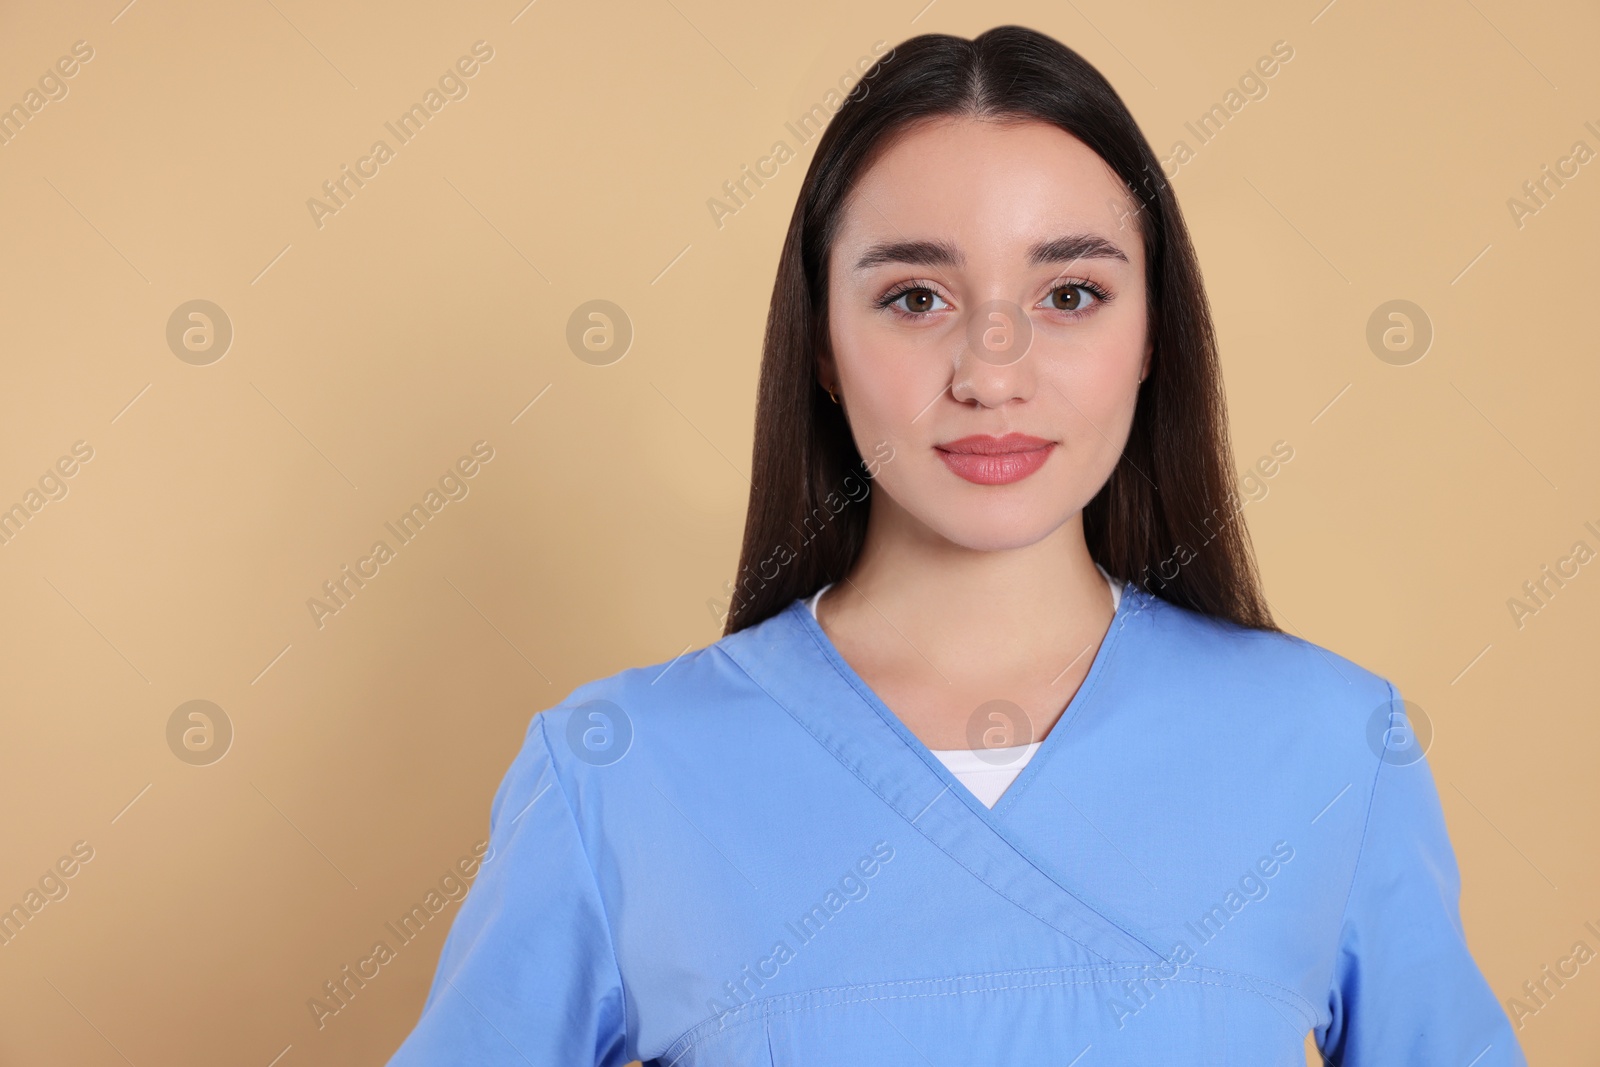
934, 433, 1055, 486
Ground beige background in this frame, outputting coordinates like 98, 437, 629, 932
0, 0, 1594, 1063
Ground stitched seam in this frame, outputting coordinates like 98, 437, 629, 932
722, 976, 1311, 1035
966, 589, 1168, 938
711, 645, 1120, 960
766, 606, 1161, 961
662, 962, 1316, 1059
534, 713, 631, 1060
668, 969, 1315, 1059
1328, 678, 1396, 951
733, 962, 1133, 999
992, 585, 1142, 812
751, 963, 1308, 1018
1204, 969, 1317, 1022
1319, 675, 1396, 1050
680, 960, 1302, 1004
709, 639, 1158, 971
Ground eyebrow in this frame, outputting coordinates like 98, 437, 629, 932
851, 232, 1129, 273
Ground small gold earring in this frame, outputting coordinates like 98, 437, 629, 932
827, 388, 840, 405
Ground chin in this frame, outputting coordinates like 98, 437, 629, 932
921, 501, 1069, 553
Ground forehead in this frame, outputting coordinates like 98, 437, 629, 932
833, 116, 1142, 269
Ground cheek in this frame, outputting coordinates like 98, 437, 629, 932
1037, 315, 1144, 407
832, 315, 952, 425
1032, 351, 1143, 485
1038, 333, 1132, 391
1060, 351, 1138, 415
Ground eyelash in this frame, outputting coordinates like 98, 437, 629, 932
874, 278, 1114, 321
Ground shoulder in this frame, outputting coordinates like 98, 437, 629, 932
528, 606, 799, 772
1129, 586, 1399, 730
1121, 590, 1413, 852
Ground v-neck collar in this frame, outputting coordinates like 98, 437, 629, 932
716, 581, 1166, 966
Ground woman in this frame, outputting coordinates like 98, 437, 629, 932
390, 25, 1524, 1065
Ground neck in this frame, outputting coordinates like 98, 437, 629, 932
834, 499, 1113, 674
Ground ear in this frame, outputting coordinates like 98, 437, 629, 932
815, 335, 839, 394
1139, 337, 1154, 382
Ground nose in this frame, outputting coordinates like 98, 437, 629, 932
949, 299, 1038, 407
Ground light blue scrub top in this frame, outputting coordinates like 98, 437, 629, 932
387, 584, 1526, 1065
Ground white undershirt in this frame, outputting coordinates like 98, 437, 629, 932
806, 566, 1124, 808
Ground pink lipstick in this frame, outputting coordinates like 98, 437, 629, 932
935, 433, 1055, 485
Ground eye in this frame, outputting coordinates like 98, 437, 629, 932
1039, 280, 1112, 318
876, 283, 951, 318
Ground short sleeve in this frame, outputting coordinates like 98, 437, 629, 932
386, 712, 629, 1066
1317, 682, 1526, 1065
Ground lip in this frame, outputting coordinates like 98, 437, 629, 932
934, 433, 1055, 485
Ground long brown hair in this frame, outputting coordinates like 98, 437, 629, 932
724, 24, 1279, 637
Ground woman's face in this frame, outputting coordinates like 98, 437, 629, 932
822, 116, 1152, 553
